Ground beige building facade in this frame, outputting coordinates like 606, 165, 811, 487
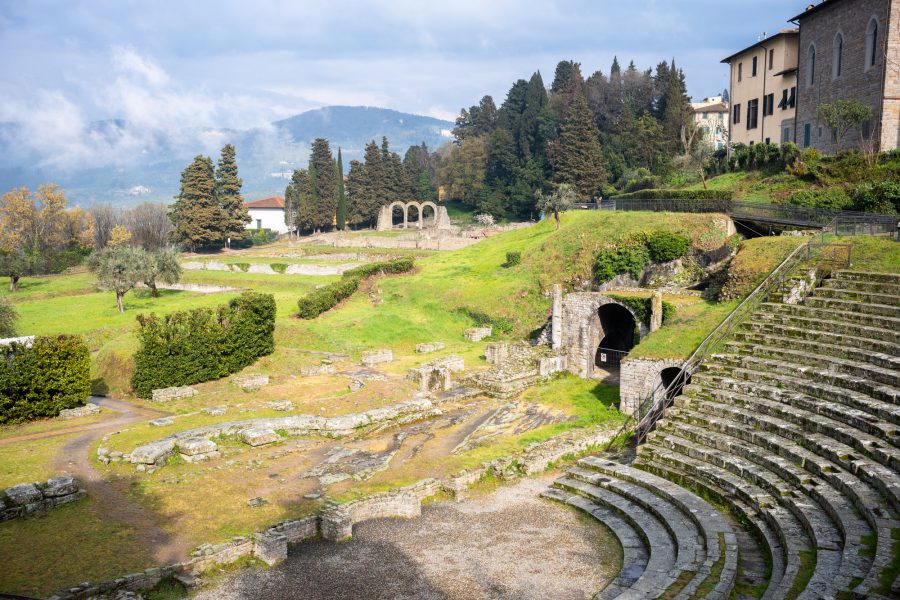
792, 0, 899, 153
690, 96, 729, 150
722, 30, 800, 146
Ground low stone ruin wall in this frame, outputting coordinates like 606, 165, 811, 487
232, 374, 269, 391
59, 402, 101, 419
2, 477, 85, 521
464, 326, 492, 342
361, 348, 393, 366
406, 356, 465, 393
415, 341, 445, 354
151, 386, 198, 403
180, 260, 359, 276
128, 397, 438, 468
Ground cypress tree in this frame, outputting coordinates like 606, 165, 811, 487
346, 159, 372, 226
295, 167, 316, 232
169, 155, 221, 251
309, 138, 336, 231
335, 148, 347, 230
363, 140, 386, 216
556, 75, 607, 199
215, 144, 250, 245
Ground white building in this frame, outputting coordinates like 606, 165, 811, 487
244, 197, 288, 234
691, 96, 730, 151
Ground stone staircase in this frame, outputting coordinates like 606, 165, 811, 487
546, 270, 900, 599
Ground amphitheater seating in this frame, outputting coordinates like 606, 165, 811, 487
548, 270, 900, 599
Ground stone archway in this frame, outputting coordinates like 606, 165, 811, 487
388, 201, 407, 229
376, 201, 452, 232
420, 201, 438, 228
660, 366, 691, 399
406, 201, 422, 229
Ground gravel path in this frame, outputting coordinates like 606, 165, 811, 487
197, 475, 620, 600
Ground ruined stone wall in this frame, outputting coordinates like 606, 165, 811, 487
619, 358, 684, 417
1, 477, 86, 521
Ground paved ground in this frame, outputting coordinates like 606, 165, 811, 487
196, 475, 620, 600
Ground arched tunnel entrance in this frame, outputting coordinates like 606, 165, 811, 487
594, 303, 637, 369
660, 366, 691, 399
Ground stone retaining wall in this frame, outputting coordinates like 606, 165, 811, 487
619, 357, 684, 416
151, 386, 198, 403
1, 477, 85, 521
59, 403, 100, 419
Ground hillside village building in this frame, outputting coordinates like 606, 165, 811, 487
244, 196, 288, 234
690, 96, 730, 150
791, 0, 900, 152
722, 30, 800, 146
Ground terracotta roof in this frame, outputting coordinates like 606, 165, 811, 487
244, 196, 284, 209
694, 103, 729, 113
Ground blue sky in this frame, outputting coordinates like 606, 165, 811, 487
0, 0, 809, 170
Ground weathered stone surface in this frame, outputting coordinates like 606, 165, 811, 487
177, 438, 217, 457
464, 326, 492, 342
619, 358, 684, 417
300, 363, 336, 377
241, 428, 280, 447
150, 417, 175, 427
247, 497, 268, 508
42, 476, 77, 497
130, 440, 176, 465
151, 386, 197, 403
58, 403, 100, 419
361, 348, 393, 366
485, 342, 508, 364
415, 342, 445, 354
4, 483, 42, 506
267, 401, 293, 412
348, 378, 365, 392
232, 374, 269, 391
202, 406, 227, 416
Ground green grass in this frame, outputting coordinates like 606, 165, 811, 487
0, 434, 81, 488
825, 234, 900, 274
0, 499, 153, 597
787, 549, 817, 600
629, 299, 740, 359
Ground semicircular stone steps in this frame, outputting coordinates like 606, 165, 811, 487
550, 270, 900, 599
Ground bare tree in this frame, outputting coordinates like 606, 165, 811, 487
89, 203, 122, 249
125, 202, 173, 251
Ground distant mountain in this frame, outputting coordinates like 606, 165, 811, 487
0, 106, 454, 207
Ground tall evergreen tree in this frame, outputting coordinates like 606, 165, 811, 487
308, 138, 336, 231
215, 144, 250, 246
295, 167, 316, 232
169, 155, 221, 250
335, 148, 347, 230
556, 75, 607, 199
346, 159, 373, 227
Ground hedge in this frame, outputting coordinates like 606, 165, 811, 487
606, 294, 675, 326
503, 251, 521, 268
0, 335, 91, 424
131, 292, 276, 398
645, 231, 691, 263
297, 257, 415, 319
610, 189, 733, 200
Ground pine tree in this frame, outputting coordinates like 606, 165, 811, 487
169, 155, 221, 250
309, 138, 336, 231
215, 144, 250, 246
556, 75, 607, 199
335, 148, 347, 230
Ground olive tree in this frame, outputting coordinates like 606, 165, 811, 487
143, 248, 182, 297
817, 99, 872, 153
535, 184, 576, 231
90, 246, 152, 313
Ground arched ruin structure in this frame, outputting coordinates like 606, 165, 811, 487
376, 201, 451, 231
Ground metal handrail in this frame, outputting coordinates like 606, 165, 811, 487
605, 234, 852, 449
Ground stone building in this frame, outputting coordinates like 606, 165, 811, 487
722, 29, 800, 145
690, 96, 730, 150
791, 0, 899, 153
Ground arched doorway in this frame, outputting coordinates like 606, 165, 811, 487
594, 303, 637, 369
390, 203, 407, 228
660, 366, 691, 400
407, 203, 421, 229
420, 202, 437, 228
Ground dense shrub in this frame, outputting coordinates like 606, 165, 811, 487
297, 257, 415, 319
229, 262, 250, 272
455, 307, 514, 335
270, 263, 288, 274
0, 335, 91, 424
593, 244, 651, 283
0, 297, 17, 337
849, 181, 900, 215
619, 167, 661, 193
503, 251, 521, 268
250, 229, 278, 246
645, 231, 691, 263
611, 189, 732, 201
606, 294, 675, 326
786, 188, 852, 210
131, 292, 276, 398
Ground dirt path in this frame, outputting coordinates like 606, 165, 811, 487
196, 474, 620, 600
48, 397, 193, 564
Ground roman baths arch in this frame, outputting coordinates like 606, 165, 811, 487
376, 201, 452, 231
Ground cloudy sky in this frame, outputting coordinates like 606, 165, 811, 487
0, 0, 807, 173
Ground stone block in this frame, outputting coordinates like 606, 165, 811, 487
348, 378, 365, 392
202, 406, 227, 416
181, 451, 221, 464
151, 386, 198, 403
42, 476, 78, 497
361, 348, 393, 366
415, 342, 445, 354
130, 440, 176, 465
267, 401, 293, 412
150, 417, 175, 427
241, 428, 280, 447
232, 374, 269, 391
300, 363, 336, 376
539, 355, 567, 377
177, 438, 217, 457
4, 483, 42, 506
464, 327, 492, 342
433, 355, 464, 372
58, 403, 101, 419
253, 532, 288, 566
485, 342, 509, 364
